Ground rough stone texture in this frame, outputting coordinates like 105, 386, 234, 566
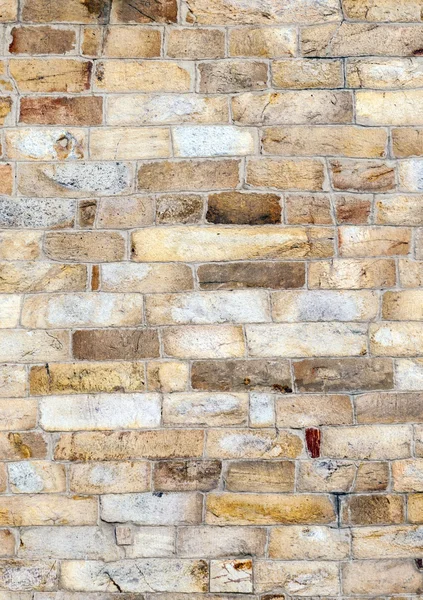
1, 1, 422, 596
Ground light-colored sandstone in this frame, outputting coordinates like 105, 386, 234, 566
95, 60, 193, 92
90, 127, 171, 160
163, 392, 248, 426
8, 461, 66, 494
206, 428, 303, 459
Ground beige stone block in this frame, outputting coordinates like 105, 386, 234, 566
342, 559, 423, 594
348, 58, 423, 89
247, 157, 325, 191
382, 291, 423, 320
273, 58, 342, 88
357, 90, 423, 125
163, 392, 248, 426
102, 263, 193, 292
162, 325, 245, 358
0, 365, 26, 398
396, 358, 423, 390
392, 128, 423, 157
103, 26, 161, 57
0, 560, 58, 592
0, 496, 98, 526
399, 259, 423, 286
352, 525, 423, 559
224, 460, 295, 492
70, 462, 150, 494
0, 399, 37, 431
206, 428, 303, 459
0, 296, 21, 328
275, 395, 353, 427
392, 459, 423, 491
5, 128, 85, 161
95, 60, 193, 92
210, 559, 252, 593
343, 0, 423, 21
0, 263, 86, 293
268, 526, 350, 560
330, 159, 395, 192
90, 127, 170, 160
0, 330, 69, 362
44, 232, 125, 261
370, 322, 423, 356
147, 361, 189, 392
255, 560, 340, 595
173, 125, 255, 157
177, 525, 266, 558
10, 59, 91, 92
8, 461, 66, 494
321, 425, 411, 459
0, 231, 42, 260
375, 194, 423, 225
167, 28, 225, 58
309, 258, 396, 289
0, 0, 17, 21
229, 27, 296, 58
339, 226, 410, 257
341, 493, 404, 525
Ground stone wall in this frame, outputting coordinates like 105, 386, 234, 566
0, 0, 423, 596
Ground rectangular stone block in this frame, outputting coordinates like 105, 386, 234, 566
198, 60, 268, 93
55, 429, 204, 461
162, 325, 245, 358
8, 461, 66, 494
163, 392, 247, 426
229, 27, 296, 58
392, 459, 423, 491
40, 393, 161, 431
0, 231, 42, 260
308, 258, 396, 288
0, 296, 21, 328
330, 159, 395, 192
0, 560, 58, 592
293, 358, 394, 392
268, 526, 350, 560
224, 460, 295, 492
147, 361, 189, 392
348, 58, 423, 89
126, 526, 175, 558
10, 59, 92, 92
334, 193, 372, 224
342, 560, 423, 594
21, 0, 111, 22
20, 96, 103, 125
103, 26, 161, 57
0, 263, 86, 293
275, 394, 353, 427
247, 157, 325, 190
357, 90, 423, 125
0, 197, 76, 229
72, 329, 159, 360
146, 290, 269, 324
246, 322, 367, 358
191, 359, 291, 392
206, 428, 303, 459
101, 492, 203, 525
177, 525, 266, 557
173, 125, 255, 157
167, 28, 225, 58
0, 399, 37, 431
396, 358, 423, 390
382, 290, 423, 320
392, 128, 423, 157
153, 459, 220, 491
107, 94, 229, 125
95, 60, 193, 92
0, 496, 97, 526
0, 365, 26, 398
339, 226, 410, 257
0, 0, 17, 21
206, 493, 335, 525
110, 0, 177, 23
0, 432, 47, 460
90, 127, 170, 160
0, 330, 69, 362
398, 159, 423, 191
341, 493, 404, 525
70, 462, 151, 494
9, 25, 77, 54
375, 194, 423, 225
343, 0, 423, 21
321, 425, 411, 459
370, 322, 423, 356
206, 191, 281, 224
156, 194, 204, 224
272, 59, 343, 89
197, 261, 306, 290
255, 560, 340, 596
352, 525, 423, 559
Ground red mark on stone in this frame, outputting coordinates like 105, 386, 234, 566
306, 428, 321, 458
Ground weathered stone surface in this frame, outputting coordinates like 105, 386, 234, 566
341, 494, 404, 525
0, 330, 69, 363
9, 25, 77, 54
177, 526, 266, 557
293, 358, 394, 392
272, 59, 343, 89
103, 27, 161, 57
353, 525, 423, 559
268, 526, 350, 559
0, 433, 47, 460
321, 425, 411, 459
370, 322, 423, 356
156, 194, 204, 224
334, 193, 372, 224
72, 329, 159, 360
247, 157, 325, 191
275, 394, 353, 426
229, 27, 296, 58
0, 0, 17, 21
0, 399, 37, 430
375, 194, 423, 225
21, 0, 111, 22
298, 459, 389, 492
198, 60, 268, 93
110, 0, 177, 23
255, 560, 340, 595
206, 428, 303, 459
210, 559, 253, 594
90, 127, 170, 160
70, 462, 150, 494
0, 197, 75, 229
0, 560, 58, 592
162, 325, 245, 358
173, 126, 255, 157
206, 192, 281, 224
224, 460, 295, 492
396, 358, 423, 390
0, 366, 26, 398
357, 90, 423, 126
163, 392, 247, 426
272, 290, 378, 321
206, 493, 335, 525
96, 196, 155, 228
0, 496, 97, 526
147, 361, 189, 392
95, 61, 192, 92
154, 460, 221, 491
342, 560, 423, 594
44, 232, 125, 262
0, 263, 86, 293
167, 28, 225, 58
308, 258, 396, 288
8, 461, 66, 494
0, 231, 42, 260
191, 359, 291, 392
197, 261, 306, 289
20, 96, 103, 125
343, 0, 423, 21
10, 59, 92, 93
392, 128, 423, 157
330, 159, 396, 192
55, 430, 204, 460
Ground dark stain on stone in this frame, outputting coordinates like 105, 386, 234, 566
305, 427, 321, 458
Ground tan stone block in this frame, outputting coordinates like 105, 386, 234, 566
0, 163, 13, 195
21, 0, 111, 23
246, 322, 367, 358
162, 325, 245, 358
110, 0, 177, 24
102, 263, 193, 294
206, 493, 335, 525
95, 60, 192, 92
30, 362, 144, 396
177, 525, 266, 558
0, 231, 41, 260
0, 496, 97, 526
339, 226, 410, 257
22, 293, 143, 328
408, 493, 423, 522
18, 162, 133, 197
0, 560, 58, 592
321, 425, 411, 459
309, 258, 396, 289
334, 193, 372, 224
263, 126, 386, 158
19, 96, 103, 126
198, 60, 268, 93
229, 27, 296, 58
0, 366, 26, 398
392, 459, 423, 491
398, 159, 423, 191
273, 59, 342, 88
163, 392, 247, 426
255, 560, 340, 596
125, 526, 176, 557
330, 159, 395, 192
0, 399, 36, 430
0, 263, 86, 293
138, 159, 239, 192
276, 394, 352, 427
370, 322, 423, 356
392, 128, 423, 157
246, 157, 325, 191
354, 462, 390, 492
375, 194, 423, 225
0, 464, 6, 493
60, 558, 208, 593
207, 191, 281, 225
101, 492, 203, 526
55, 429, 204, 461
107, 94, 229, 125
232, 90, 353, 125
167, 28, 225, 58
0, 296, 20, 328
269, 526, 350, 560
147, 361, 188, 392
6, 127, 85, 161
396, 358, 423, 389
357, 90, 423, 126
0, 330, 69, 363
399, 259, 423, 286
90, 127, 170, 159
70, 462, 150, 494
0, 530, 15, 557
157, 194, 204, 224
133, 225, 330, 262
210, 559, 252, 594
103, 26, 161, 57
44, 232, 125, 261
0, 97, 12, 126
417, 228, 423, 258
0, 0, 17, 21
96, 195, 153, 229
284, 193, 332, 224
342, 560, 423, 594
9, 25, 77, 54
153, 460, 221, 492
343, 0, 423, 21
348, 58, 423, 90
81, 25, 102, 56
10, 59, 91, 92
382, 291, 423, 320
40, 393, 161, 431
206, 428, 303, 459
72, 328, 159, 360
302, 23, 423, 57
298, 460, 353, 492
0, 432, 47, 460
184, 0, 341, 24
341, 494, 404, 525
272, 290, 378, 322
224, 460, 294, 492
8, 461, 66, 494
173, 125, 256, 157
352, 525, 423, 560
